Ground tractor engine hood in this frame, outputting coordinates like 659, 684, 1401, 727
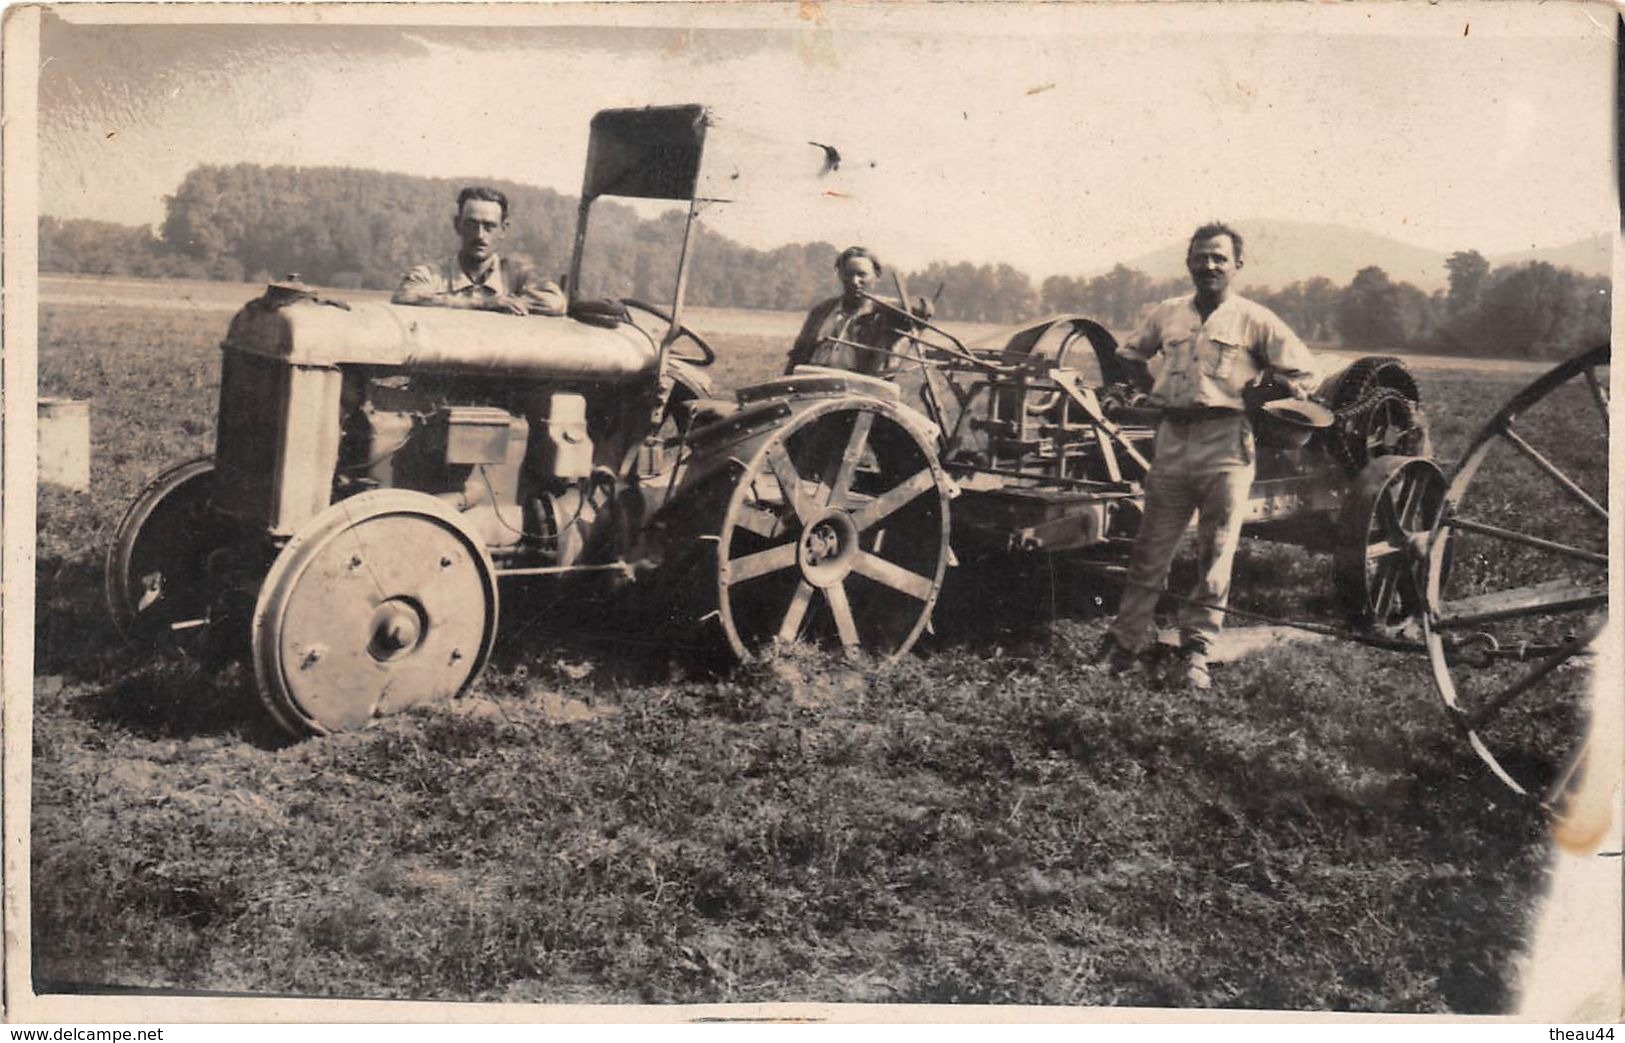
223, 295, 659, 381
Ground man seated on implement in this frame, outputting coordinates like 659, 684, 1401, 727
1094, 222, 1319, 691
783, 245, 930, 377
393, 186, 566, 316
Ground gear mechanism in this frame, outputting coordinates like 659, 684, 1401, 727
1309, 355, 1429, 472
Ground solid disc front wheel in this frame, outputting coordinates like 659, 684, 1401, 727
712, 398, 952, 660
252, 491, 498, 737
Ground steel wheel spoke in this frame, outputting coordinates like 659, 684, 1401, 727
1434, 580, 1608, 629
849, 467, 935, 532
732, 502, 785, 540
825, 581, 861, 648
851, 551, 935, 601
1375, 492, 1408, 547
1378, 410, 1395, 450
1467, 633, 1596, 729
1392, 557, 1423, 611
1583, 365, 1609, 425
764, 444, 817, 524
1368, 401, 1397, 453
1543, 734, 1592, 810
1371, 559, 1400, 617
726, 542, 798, 585
1498, 424, 1608, 523
1396, 473, 1426, 529
1446, 515, 1608, 566
777, 581, 815, 642
1364, 406, 1384, 452
826, 410, 874, 508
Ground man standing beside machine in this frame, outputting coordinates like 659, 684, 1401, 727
1095, 222, 1320, 690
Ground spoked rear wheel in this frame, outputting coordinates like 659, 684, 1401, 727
1422, 344, 1610, 808
707, 397, 953, 661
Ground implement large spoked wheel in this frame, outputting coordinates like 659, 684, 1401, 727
703, 397, 952, 661
252, 490, 499, 737
106, 456, 236, 652
1422, 344, 1610, 807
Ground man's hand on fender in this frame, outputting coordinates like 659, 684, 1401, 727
486, 294, 530, 316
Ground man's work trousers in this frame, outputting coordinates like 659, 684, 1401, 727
1108, 412, 1254, 656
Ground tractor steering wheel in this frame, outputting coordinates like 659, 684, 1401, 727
620, 299, 717, 368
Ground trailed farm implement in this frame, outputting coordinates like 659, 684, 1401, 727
106, 105, 1609, 810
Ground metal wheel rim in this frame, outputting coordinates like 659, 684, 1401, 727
105, 456, 223, 647
713, 397, 951, 661
1338, 455, 1445, 630
252, 490, 499, 737
1421, 343, 1610, 805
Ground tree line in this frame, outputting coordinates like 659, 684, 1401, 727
40, 163, 1608, 360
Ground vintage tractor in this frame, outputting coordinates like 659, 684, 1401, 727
108, 104, 1607, 806
107, 104, 974, 735
107, 105, 728, 734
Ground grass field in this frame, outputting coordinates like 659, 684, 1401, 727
27, 277, 1608, 1012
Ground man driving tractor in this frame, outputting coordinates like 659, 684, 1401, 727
783, 245, 932, 376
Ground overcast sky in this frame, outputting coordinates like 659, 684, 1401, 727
36, 2, 1618, 278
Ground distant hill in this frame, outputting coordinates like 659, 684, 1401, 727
1114, 220, 1610, 293
1490, 234, 1611, 279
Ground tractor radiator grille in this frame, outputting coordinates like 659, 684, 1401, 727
214, 348, 285, 527
213, 348, 344, 536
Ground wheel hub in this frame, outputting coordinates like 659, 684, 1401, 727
798, 510, 859, 588
367, 598, 425, 662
